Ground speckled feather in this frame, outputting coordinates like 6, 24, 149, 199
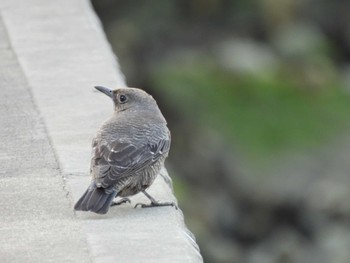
74, 87, 171, 214
91, 116, 170, 194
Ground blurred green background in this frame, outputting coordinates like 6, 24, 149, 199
91, 1, 350, 262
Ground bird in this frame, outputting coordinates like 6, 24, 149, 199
74, 86, 176, 214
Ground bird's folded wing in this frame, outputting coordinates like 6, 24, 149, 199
91, 138, 170, 188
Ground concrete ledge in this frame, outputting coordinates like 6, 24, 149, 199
0, 0, 202, 262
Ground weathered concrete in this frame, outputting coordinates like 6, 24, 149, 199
0, 15, 90, 263
0, 0, 202, 262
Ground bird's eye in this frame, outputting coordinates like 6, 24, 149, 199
119, 94, 127, 103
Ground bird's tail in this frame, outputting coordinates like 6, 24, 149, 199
74, 182, 117, 214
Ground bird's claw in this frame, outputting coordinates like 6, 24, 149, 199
110, 198, 131, 207
134, 201, 178, 209
134, 203, 146, 208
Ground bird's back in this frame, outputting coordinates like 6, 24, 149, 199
74, 86, 171, 214
91, 110, 170, 189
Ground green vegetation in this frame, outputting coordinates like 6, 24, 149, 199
151, 58, 350, 160
93, 1, 350, 261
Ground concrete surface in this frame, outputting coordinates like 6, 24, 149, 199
0, 0, 202, 262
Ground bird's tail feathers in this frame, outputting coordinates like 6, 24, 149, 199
74, 182, 117, 214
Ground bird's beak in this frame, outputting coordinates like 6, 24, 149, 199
94, 86, 113, 98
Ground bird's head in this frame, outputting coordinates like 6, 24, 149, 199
94, 86, 163, 116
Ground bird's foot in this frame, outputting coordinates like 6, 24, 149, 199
110, 198, 131, 207
134, 201, 178, 209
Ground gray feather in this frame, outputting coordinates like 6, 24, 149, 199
75, 87, 171, 214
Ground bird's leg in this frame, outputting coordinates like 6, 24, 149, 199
134, 190, 177, 209
110, 197, 131, 207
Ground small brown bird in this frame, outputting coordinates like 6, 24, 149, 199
74, 86, 175, 214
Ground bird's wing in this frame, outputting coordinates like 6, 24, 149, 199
91, 138, 170, 188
